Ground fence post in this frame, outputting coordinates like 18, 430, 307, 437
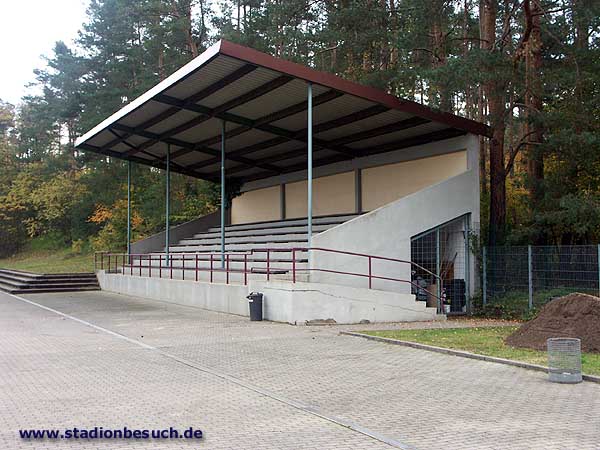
597, 244, 600, 298
226, 254, 230, 284
292, 249, 296, 284
368, 256, 372, 289
482, 246, 487, 306
195, 254, 199, 282
528, 245, 533, 310
435, 228, 441, 301
266, 249, 270, 281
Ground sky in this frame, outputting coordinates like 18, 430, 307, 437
0, 0, 88, 105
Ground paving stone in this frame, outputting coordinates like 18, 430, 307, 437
2, 290, 600, 449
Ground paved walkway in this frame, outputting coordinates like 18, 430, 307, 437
1, 290, 599, 449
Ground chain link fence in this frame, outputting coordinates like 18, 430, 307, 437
482, 245, 600, 313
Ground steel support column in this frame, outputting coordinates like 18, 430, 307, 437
464, 215, 471, 314
280, 184, 286, 220
435, 228, 441, 305
165, 144, 171, 263
354, 168, 362, 214
221, 120, 226, 268
307, 82, 313, 244
126, 160, 131, 255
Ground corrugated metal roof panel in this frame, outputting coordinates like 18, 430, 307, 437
162, 55, 247, 100
145, 109, 199, 135
227, 79, 329, 120
220, 128, 275, 152
119, 100, 173, 128
199, 66, 282, 109
171, 116, 223, 143
268, 93, 376, 132
315, 108, 413, 141
87, 130, 115, 148
349, 121, 449, 150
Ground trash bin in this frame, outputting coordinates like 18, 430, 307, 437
247, 292, 263, 321
547, 337, 582, 384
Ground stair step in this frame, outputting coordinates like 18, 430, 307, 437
180, 233, 309, 246
0, 273, 97, 284
205, 214, 358, 233
0, 269, 99, 294
191, 224, 332, 239
169, 242, 308, 252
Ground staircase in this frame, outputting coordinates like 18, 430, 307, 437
122, 213, 359, 283
0, 268, 100, 294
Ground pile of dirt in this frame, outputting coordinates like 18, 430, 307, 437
506, 293, 600, 353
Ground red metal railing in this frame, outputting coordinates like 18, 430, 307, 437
94, 247, 444, 312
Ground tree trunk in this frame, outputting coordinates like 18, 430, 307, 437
430, 0, 451, 111
481, 0, 507, 245
524, 0, 544, 211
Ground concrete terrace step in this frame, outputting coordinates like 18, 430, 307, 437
0, 269, 100, 294
180, 233, 309, 246
1, 285, 101, 294
0, 271, 97, 284
204, 214, 358, 233
168, 242, 309, 253
190, 223, 333, 239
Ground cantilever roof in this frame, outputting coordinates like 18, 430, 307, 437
75, 39, 490, 183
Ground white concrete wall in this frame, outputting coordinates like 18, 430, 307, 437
362, 151, 467, 210
285, 171, 355, 218
231, 185, 280, 224
231, 134, 478, 225
249, 279, 438, 324
310, 134, 480, 296
97, 271, 438, 324
97, 270, 249, 316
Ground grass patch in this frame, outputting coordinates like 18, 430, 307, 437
363, 327, 600, 376
0, 246, 94, 274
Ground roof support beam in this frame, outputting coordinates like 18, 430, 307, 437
76, 142, 219, 182
100, 64, 258, 154
110, 123, 281, 174
187, 99, 384, 171
107, 128, 192, 174
153, 93, 360, 157
126, 73, 293, 157
240, 128, 467, 183
216, 114, 429, 173
327, 116, 430, 147
175, 89, 343, 162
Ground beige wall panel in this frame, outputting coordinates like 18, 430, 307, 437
231, 185, 280, 224
286, 171, 355, 219
362, 151, 467, 211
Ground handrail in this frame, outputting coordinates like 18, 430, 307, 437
94, 247, 445, 313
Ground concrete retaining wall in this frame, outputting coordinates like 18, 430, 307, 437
131, 210, 223, 254
310, 134, 480, 296
97, 270, 248, 316
97, 271, 438, 324
249, 279, 438, 324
